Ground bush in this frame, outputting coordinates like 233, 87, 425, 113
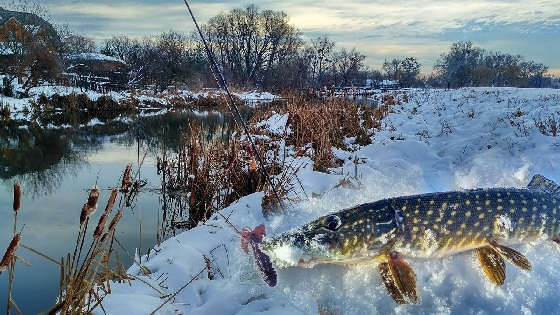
2, 77, 13, 97
0, 103, 10, 121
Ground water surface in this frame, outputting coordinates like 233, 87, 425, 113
0, 110, 236, 313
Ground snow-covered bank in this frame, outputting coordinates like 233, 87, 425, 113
0, 77, 280, 123
102, 87, 560, 314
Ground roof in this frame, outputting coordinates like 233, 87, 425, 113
0, 7, 60, 45
66, 53, 127, 65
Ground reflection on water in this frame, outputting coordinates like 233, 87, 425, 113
0, 109, 240, 314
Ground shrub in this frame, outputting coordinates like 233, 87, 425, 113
2, 77, 13, 97
0, 103, 10, 121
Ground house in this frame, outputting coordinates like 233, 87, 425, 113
0, 7, 60, 48
63, 53, 130, 91
0, 8, 61, 86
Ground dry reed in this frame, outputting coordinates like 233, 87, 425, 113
0, 234, 20, 274
250, 94, 381, 172
53, 168, 135, 314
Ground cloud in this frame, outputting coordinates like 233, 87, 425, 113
43, 0, 560, 71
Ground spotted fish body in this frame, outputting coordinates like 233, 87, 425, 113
376, 188, 558, 259
259, 175, 560, 302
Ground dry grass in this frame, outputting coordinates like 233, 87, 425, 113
158, 92, 389, 227
159, 122, 299, 228
535, 114, 559, 136
251, 93, 393, 172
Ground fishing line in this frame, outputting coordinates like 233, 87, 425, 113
181, 0, 285, 212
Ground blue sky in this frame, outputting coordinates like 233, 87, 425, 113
35, 0, 560, 73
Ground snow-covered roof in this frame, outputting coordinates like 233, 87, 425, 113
66, 53, 126, 64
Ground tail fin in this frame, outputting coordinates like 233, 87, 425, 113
527, 174, 560, 196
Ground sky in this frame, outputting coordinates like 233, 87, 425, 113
15, 0, 560, 74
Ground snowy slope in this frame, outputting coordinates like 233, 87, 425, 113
101, 88, 560, 315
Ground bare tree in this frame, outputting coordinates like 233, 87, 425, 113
334, 48, 365, 87
202, 5, 302, 88
101, 35, 140, 62
434, 41, 550, 88
59, 33, 97, 56
383, 57, 422, 87
435, 41, 484, 87
308, 36, 335, 87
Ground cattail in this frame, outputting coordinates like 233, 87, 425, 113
94, 189, 118, 238
13, 183, 21, 212
104, 189, 118, 215
79, 203, 89, 226
79, 187, 100, 225
87, 188, 100, 213
93, 214, 108, 238
0, 234, 20, 274
100, 233, 109, 243
108, 210, 123, 232
120, 164, 132, 192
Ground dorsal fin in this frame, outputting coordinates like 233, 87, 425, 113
527, 174, 560, 196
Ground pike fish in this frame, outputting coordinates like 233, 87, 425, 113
259, 174, 560, 304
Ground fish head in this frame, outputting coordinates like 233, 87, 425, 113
260, 202, 402, 268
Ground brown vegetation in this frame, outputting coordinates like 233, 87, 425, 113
251, 94, 394, 172
0, 164, 151, 314
535, 115, 559, 137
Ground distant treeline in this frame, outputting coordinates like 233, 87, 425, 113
1, 3, 558, 93
96, 6, 560, 90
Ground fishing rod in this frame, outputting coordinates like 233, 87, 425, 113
181, 0, 285, 213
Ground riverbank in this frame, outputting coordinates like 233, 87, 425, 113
0, 78, 280, 127
98, 87, 560, 314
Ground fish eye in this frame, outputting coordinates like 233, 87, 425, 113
324, 215, 341, 231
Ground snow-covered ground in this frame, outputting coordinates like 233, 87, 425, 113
101, 87, 560, 314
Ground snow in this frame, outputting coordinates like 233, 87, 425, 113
86, 118, 104, 127
255, 113, 290, 136
0, 78, 281, 124
237, 91, 280, 104
66, 53, 126, 64
97, 87, 560, 314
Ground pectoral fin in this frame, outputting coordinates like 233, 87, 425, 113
379, 262, 406, 304
489, 241, 531, 271
387, 252, 419, 304
477, 246, 506, 285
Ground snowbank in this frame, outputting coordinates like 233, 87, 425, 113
86, 87, 560, 313
255, 113, 290, 136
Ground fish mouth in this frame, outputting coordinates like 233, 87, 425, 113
259, 232, 327, 268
